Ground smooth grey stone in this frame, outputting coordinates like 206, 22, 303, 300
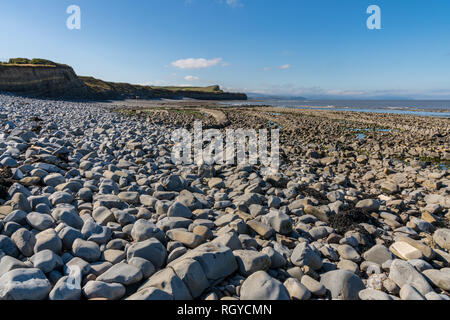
97, 262, 143, 286
126, 238, 167, 269
0, 268, 51, 300
72, 239, 101, 262
320, 270, 365, 300
0, 255, 28, 277
389, 259, 433, 295
82, 280, 126, 300
58, 226, 83, 249
363, 244, 394, 265
240, 271, 290, 300
139, 267, 192, 300
233, 250, 271, 276
26, 212, 54, 231
128, 257, 156, 279
51, 205, 83, 229
125, 287, 173, 300
33, 233, 62, 259
30, 249, 63, 273
131, 219, 164, 243
399, 284, 426, 300
291, 242, 323, 270
49, 276, 81, 300
167, 202, 192, 218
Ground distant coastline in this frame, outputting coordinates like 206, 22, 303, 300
221, 99, 450, 117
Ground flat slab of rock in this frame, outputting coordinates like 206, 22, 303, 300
390, 241, 423, 260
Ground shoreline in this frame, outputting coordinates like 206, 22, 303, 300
114, 102, 450, 170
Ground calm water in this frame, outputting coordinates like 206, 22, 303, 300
222, 99, 450, 117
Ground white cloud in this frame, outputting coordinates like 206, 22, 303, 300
171, 57, 223, 69
263, 67, 271, 71
279, 64, 291, 69
184, 75, 199, 81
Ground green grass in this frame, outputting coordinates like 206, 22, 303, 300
80, 76, 224, 96
1, 58, 58, 67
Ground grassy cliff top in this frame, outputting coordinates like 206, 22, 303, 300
0, 58, 69, 68
80, 76, 224, 94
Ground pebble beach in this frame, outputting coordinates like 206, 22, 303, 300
0, 94, 449, 301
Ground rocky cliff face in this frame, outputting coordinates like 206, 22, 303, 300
0, 61, 247, 101
0, 64, 89, 99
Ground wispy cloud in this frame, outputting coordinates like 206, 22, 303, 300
171, 57, 223, 69
184, 75, 199, 81
263, 64, 291, 71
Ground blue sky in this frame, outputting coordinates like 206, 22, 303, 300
1, 0, 450, 99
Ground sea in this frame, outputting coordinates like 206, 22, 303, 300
221, 99, 450, 118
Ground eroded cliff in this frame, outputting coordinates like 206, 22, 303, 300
0, 60, 247, 101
